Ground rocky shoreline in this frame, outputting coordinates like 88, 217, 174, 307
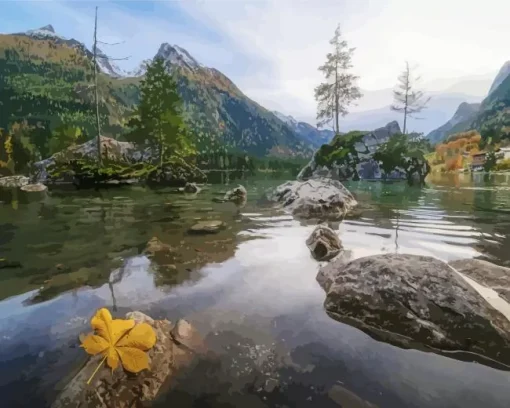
264, 174, 510, 370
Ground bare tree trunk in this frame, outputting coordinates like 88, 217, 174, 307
334, 60, 339, 134
93, 6, 102, 166
403, 62, 409, 135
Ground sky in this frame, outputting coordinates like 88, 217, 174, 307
2, 0, 508, 125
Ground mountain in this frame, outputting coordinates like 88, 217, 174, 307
273, 111, 334, 148
488, 61, 510, 95
471, 71, 510, 135
426, 102, 480, 144
336, 93, 484, 136
0, 26, 313, 159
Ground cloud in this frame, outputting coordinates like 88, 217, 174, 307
177, 0, 510, 121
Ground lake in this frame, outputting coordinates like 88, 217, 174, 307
1, 172, 510, 408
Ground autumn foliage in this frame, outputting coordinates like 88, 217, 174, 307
429, 130, 482, 171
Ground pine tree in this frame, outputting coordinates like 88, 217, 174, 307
391, 62, 430, 134
127, 58, 194, 166
315, 24, 362, 134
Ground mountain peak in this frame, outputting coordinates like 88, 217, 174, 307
489, 61, 510, 95
23, 24, 64, 40
155, 43, 201, 70
273, 111, 298, 127
39, 24, 55, 33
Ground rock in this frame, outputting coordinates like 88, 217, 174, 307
317, 253, 510, 368
0, 175, 30, 188
298, 121, 401, 182
144, 237, 174, 255
52, 313, 206, 408
188, 220, 225, 234
147, 160, 207, 187
449, 258, 510, 303
170, 319, 206, 353
306, 225, 342, 261
264, 378, 279, 393
223, 185, 247, 207
20, 183, 47, 192
125, 311, 155, 326
328, 384, 379, 408
143, 237, 181, 271
182, 182, 201, 194
266, 178, 357, 221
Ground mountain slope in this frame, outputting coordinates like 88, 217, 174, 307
426, 102, 480, 144
488, 61, 510, 95
471, 63, 510, 136
0, 26, 313, 159
273, 111, 334, 148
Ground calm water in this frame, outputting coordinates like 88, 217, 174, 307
1, 173, 510, 408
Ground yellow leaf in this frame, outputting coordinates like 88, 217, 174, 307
117, 347, 150, 373
80, 308, 156, 378
116, 323, 156, 351
81, 334, 109, 355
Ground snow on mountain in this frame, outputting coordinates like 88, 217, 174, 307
23, 24, 66, 41
155, 43, 203, 70
95, 48, 127, 78
17, 25, 129, 78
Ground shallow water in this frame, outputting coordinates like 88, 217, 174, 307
1, 173, 510, 407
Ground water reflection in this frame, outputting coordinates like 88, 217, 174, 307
1, 176, 510, 407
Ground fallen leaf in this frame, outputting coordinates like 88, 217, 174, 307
80, 308, 157, 378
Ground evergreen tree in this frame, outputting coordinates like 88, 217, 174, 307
315, 24, 362, 134
127, 58, 194, 166
391, 62, 430, 134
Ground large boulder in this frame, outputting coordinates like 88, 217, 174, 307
449, 259, 510, 303
298, 121, 402, 182
306, 225, 342, 261
316, 253, 510, 368
146, 160, 207, 187
266, 178, 357, 221
52, 313, 205, 408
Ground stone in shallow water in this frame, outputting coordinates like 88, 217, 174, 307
265, 178, 357, 221
306, 225, 342, 261
20, 183, 47, 192
317, 253, 510, 368
188, 220, 225, 234
52, 314, 206, 408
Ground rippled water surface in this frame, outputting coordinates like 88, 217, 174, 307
1, 173, 510, 408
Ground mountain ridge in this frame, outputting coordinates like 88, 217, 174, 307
0, 24, 321, 159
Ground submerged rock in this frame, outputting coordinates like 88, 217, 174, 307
52, 313, 205, 408
223, 185, 247, 207
181, 182, 201, 194
317, 253, 510, 368
188, 220, 226, 234
265, 178, 357, 221
0, 175, 29, 188
20, 183, 47, 193
306, 225, 342, 261
449, 258, 510, 303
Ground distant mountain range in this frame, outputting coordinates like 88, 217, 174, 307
426, 60, 510, 143
0, 25, 332, 159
